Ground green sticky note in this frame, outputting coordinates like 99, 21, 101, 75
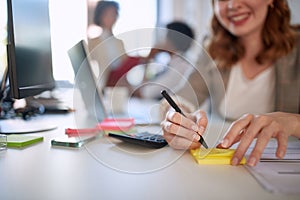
7, 134, 43, 148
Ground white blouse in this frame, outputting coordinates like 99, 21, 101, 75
219, 64, 275, 120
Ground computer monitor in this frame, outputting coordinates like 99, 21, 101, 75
0, 0, 57, 133
6, 0, 55, 99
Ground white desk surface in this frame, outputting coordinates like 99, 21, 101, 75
0, 110, 299, 200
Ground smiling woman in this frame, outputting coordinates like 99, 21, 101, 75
209, 0, 298, 70
160, 0, 300, 167
215, 0, 271, 36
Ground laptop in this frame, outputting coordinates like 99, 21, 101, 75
67, 40, 161, 125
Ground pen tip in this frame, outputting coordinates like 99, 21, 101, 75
199, 136, 208, 149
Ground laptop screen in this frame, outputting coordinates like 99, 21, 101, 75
67, 40, 108, 123
68, 40, 161, 126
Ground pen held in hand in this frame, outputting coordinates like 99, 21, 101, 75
161, 90, 208, 149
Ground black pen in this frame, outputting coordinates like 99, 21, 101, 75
161, 90, 208, 149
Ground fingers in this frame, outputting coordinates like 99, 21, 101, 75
245, 124, 274, 166
195, 110, 208, 135
166, 111, 202, 140
231, 115, 272, 166
163, 131, 200, 149
161, 110, 207, 149
229, 115, 289, 166
162, 109, 292, 165
162, 119, 200, 142
275, 130, 288, 159
221, 114, 254, 148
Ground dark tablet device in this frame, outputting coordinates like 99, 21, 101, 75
108, 132, 168, 149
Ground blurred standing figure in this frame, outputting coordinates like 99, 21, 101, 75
138, 21, 195, 99
88, 1, 139, 87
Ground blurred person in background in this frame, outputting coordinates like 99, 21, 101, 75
88, 0, 140, 87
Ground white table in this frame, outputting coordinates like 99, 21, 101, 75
0, 107, 299, 200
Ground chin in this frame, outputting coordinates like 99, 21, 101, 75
228, 28, 251, 38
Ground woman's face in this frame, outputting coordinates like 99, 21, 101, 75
101, 7, 118, 29
214, 0, 273, 38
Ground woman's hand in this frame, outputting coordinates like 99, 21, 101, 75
220, 112, 300, 166
161, 110, 208, 149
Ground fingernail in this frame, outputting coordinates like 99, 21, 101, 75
278, 150, 285, 159
221, 139, 229, 148
193, 134, 200, 141
199, 126, 205, 134
192, 125, 199, 132
231, 157, 239, 166
247, 157, 257, 166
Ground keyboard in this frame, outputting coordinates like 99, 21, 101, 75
26, 81, 74, 114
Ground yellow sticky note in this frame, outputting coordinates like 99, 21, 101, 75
190, 148, 246, 165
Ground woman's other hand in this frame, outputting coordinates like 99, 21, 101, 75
220, 112, 300, 166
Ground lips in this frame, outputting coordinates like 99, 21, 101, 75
228, 13, 250, 25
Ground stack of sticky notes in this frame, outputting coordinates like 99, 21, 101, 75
97, 118, 135, 131
97, 118, 136, 135
190, 148, 246, 165
7, 134, 43, 148
65, 118, 136, 136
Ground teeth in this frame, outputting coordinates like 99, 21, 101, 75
231, 14, 248, 22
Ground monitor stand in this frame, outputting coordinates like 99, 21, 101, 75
0, 96, 57, 134
0, 67, 58, 134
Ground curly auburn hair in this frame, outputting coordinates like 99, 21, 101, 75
207, 0, 299, 68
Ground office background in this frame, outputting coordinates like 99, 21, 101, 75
0, 2, 300, 199
1, 0, 300, 84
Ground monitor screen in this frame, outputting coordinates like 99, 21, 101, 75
6, 0, 55, 99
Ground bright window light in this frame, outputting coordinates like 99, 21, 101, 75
49, 0, 87, 82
